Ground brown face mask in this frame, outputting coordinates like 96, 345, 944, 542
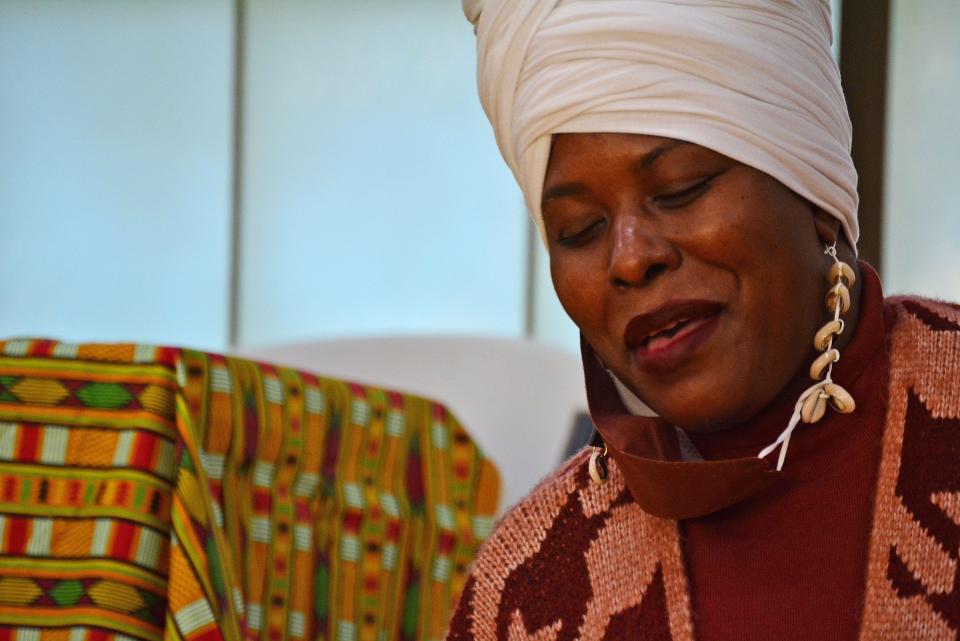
581, 337, 781, 520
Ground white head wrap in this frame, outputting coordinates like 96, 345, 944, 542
464, 0, 859, 248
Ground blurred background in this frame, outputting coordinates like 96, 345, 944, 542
1, 0, 958, 506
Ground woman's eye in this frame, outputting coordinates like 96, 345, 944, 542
653, 177, 713, 209
558, 218, 605, 248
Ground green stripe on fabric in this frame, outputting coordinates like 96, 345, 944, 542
76, 382, 134, 409
402, 583, 419, 639
313, 564, 329, 622
0, 462, 173, 490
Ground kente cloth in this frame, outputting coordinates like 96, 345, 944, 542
0, 340, 500, 641
464, 0, 859, 247
445, 296, 960, 641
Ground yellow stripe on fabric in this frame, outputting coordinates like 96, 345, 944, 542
0, 407, 177, 436
0, 557, 167, 592
0, 503, 169, 533
172, 384, 245, 641
0, 607, 163, 641
0, 462, 173, 489
0, 359, 176, 386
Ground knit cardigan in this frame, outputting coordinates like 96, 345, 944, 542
445, 297, 960, 641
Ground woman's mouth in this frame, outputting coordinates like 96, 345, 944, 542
624, 300, 724, 374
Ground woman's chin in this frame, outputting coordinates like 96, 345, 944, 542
627, 378, 753, 433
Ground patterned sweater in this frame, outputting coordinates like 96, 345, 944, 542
445, 297, 960, 641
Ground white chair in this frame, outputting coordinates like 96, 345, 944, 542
236, 336, 588, 512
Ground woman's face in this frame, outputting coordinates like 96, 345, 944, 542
542, 133, 831, 432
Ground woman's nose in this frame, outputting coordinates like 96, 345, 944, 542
608, 216, 679, 288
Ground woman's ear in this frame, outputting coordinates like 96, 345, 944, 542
812, 208, 842, 247
811, 207, 857, 265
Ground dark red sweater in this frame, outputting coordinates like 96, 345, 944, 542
683, 266, 888, 640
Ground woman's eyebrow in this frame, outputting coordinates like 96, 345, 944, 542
541, 182, 586, 208
635, 140, 691, 171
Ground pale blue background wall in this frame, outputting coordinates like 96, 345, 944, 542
0, 1, 234, 350
883, 0, 960, 301
238, 0, 524, 346
0, 0, 525, 352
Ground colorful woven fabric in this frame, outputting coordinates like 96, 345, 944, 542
0, 339, 499, 641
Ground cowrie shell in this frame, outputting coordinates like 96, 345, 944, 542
826, 283, 851, 315
801, 388, 829, 424
824, 383, 856, 413
814, 319, 844, 351
829, 262, 856, 287
589, 448, 608, 484
810, 349, 840, 380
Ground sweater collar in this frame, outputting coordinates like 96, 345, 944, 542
582, 263, 885, 520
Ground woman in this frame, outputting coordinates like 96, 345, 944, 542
447, 1, 960, 640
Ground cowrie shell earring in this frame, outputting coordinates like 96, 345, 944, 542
759, 243, 856, 471
589, 443, 608, 484
801, 244, 856, 424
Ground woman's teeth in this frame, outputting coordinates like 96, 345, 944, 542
643, 318, 694, 350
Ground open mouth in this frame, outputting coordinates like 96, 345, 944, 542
637, 315, 717, 353
624, 300, 724, 372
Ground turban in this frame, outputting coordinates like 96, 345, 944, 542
463, 0, 859, 248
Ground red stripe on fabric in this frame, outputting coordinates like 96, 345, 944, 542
32, 341, 55, 357
343, 511, 362, 533
438, 532, 456, 554
406, 451, 424, 506
0, 626, 15, 641
295, 501, 311, 522
114, 481, 129, 505
68, 480, 82, 505
130, 432, 158, 470
17, 425, 40, 463
253, 490, 272, 512
258, 363, 278, 377
3, 477, 17, 502
386, 520, 401, 542
388, 391, 404, 409
155, 347, 180, 367
110, 521, 137, 559
88, 629, 108, 641
349, 383, 366, 398
6, 516, 28, 555
192, 626, 225, 641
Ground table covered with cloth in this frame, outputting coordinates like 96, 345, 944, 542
0, 339, 499, 641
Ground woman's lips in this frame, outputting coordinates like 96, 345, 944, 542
623, 300, 724, 374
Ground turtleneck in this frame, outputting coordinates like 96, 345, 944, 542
682, 263, 889, 640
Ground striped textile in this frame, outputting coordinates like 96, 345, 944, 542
0, 339, 500, 641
